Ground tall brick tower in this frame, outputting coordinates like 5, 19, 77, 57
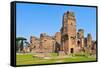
60, 11, 77, 55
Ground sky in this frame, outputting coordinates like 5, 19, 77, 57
16, 3, 97, 42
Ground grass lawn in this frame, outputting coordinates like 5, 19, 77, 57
16, 53, 96, 65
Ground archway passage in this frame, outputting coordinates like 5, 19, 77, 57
70, 48, 74, 53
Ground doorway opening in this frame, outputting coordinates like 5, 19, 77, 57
70, 48, 74, 53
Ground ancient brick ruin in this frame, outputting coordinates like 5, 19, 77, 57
17, 11, 96, 56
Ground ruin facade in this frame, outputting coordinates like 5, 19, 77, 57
17, 11, 96, 56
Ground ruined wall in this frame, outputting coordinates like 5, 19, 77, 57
77, 29, 84, 48
87, 33, 92, 48
55, 32, 61, 53
30, 36, 41, 52
40, 33, 55, 53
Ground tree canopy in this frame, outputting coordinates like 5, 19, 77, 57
16, 37, 27, 41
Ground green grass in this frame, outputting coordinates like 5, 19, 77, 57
16, 53, 96, 65
50, 53, 58, 57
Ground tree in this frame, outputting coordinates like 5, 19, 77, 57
16, 37, 27, 52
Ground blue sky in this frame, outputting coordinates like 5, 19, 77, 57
16, 3, 96, 41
